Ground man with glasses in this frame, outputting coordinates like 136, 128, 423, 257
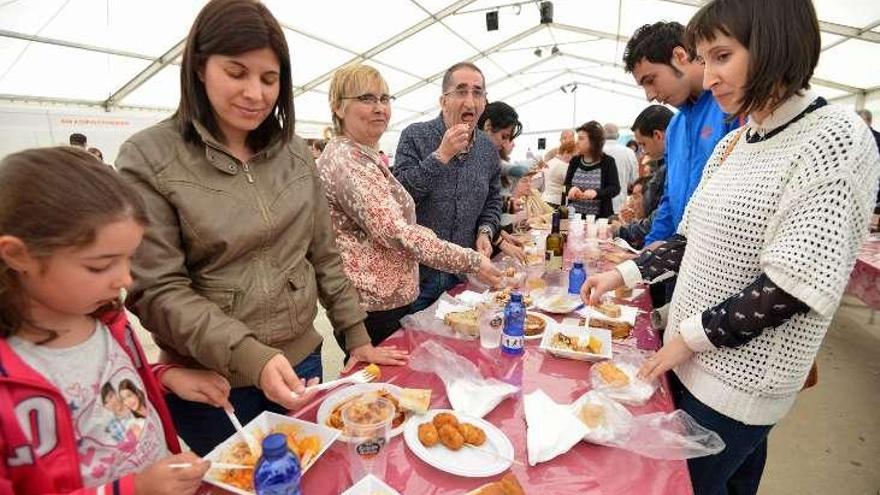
394, 62, 502, 313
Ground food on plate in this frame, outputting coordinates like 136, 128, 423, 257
432, 412, 460, 429
466, 473, 526, 495
399, 388, 431, 414
541, 293, 579, 313
420, 414, 488, 451
549, 333, 603, 354
438, 423, 465, 450
577, 403, 606, 428
214, 423, 322, 491
458, 423, 487, 446
443, 309, 479, 337
524, 313, 547, 337
594, 362, 631, 387
326, 389, 406, 430
493, 287, 532, 306
596, 300, 622, 318
590, 317, 632, 340
418, 422, 440, 447
615, 286, 633, 298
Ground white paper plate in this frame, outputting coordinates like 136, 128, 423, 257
316, 383, 409, 443
203, 411, 339, 495
525, 311, 555, 340
403, 409, 515, 478
540, 324, 613, 362
341, 474, 401, 495
532, 288, 583, 314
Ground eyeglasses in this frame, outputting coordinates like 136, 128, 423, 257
443, 88, 486, 100
343, 93, 395, 105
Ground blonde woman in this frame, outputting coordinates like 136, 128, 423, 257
317, 65, 501, 348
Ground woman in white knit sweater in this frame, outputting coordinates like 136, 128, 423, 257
582, 0, 880, 493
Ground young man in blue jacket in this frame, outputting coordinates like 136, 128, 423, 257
624, 21, 743, 248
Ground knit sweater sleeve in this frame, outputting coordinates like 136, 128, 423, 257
759, 118, 880, 318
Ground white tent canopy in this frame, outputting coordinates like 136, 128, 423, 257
1, 0, 879, 160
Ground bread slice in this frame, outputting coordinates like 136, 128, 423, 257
443, 309, 479, 337
399, 388, 431, 414
466, 473, 525, 495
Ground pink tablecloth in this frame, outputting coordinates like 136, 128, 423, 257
845, 236, 880, 310
290, 289, 691, 495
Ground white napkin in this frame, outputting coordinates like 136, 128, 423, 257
578, 303, 639, 325
454, 290, 489, 306
619, 287, 645, 302
434, 299, 473, 319
524, 390, 588, 466
447, 378, 518, 418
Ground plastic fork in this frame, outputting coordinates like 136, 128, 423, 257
225, 408, 260, 457
611, 237, 640, 254
290, 366, 379, 398
169, 462, 252, 470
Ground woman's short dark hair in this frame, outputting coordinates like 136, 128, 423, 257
685, 0, 820, 117
176, 0, 293, 151
576, 121, 605, 162
631, 105, 675, 135
623, 22, 686, 73
477, 101, 523, 140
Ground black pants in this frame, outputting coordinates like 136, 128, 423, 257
334, 305, 410, 359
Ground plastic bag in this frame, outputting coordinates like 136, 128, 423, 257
568, 390, 633, 446
620, 410, 725, 460
590, 348, 657, 405
400, 293, 473, 340
409, 340, 518, 418
524, 390, 588, 466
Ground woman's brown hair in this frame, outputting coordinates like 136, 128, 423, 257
685, 0, 820, 117
0, 147, 148, 340
576, 121, 606, 162
176, 0, 293, 151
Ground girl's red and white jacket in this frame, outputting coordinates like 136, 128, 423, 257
0, 310, 181, 495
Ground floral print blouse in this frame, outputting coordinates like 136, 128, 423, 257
318, 137, 481, 311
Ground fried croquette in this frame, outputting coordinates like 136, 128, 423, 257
458, 423, 487, 446
438, 423, 465, 450
432, 412, 459, 429
418, 422, 440, 447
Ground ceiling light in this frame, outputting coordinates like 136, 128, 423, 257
551, 45, 560, 55
534, 47, 543, 57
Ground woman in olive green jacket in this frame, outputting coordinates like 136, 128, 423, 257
116, 0, 407, 455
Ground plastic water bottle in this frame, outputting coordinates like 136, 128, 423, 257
501, 292, 525, 356
254, 433, 302, 495
568, 261, 587, 295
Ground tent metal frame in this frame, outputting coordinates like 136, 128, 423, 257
1, 0, 878, 115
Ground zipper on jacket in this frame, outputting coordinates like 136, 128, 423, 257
242, 162, 255, 184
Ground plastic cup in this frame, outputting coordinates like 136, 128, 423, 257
342, 396, 394, 481
478, 303, 504, 349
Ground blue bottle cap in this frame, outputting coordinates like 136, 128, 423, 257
261, 433, 289, 459
573, 261, 583, 269
510, 292, 523, 302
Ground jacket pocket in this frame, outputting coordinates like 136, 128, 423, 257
193, 285, 239, 317
286, 263, 318, 333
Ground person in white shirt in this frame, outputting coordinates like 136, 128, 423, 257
581, 0, 880, 493
602, 123, 638, 213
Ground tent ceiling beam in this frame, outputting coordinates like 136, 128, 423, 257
0, 29, 159, 62
393, 23, 546, 100
811, 77, 863, 94
279, 24, 426, 86
292, 0, 476, 97
390, 44, 556, 129
822, 18, 880, 52
0, 92, 174, 113
549, 22, 628, 43
566, 68, 640, 89
657, 0, 880, 44
102, 38, 186, 110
